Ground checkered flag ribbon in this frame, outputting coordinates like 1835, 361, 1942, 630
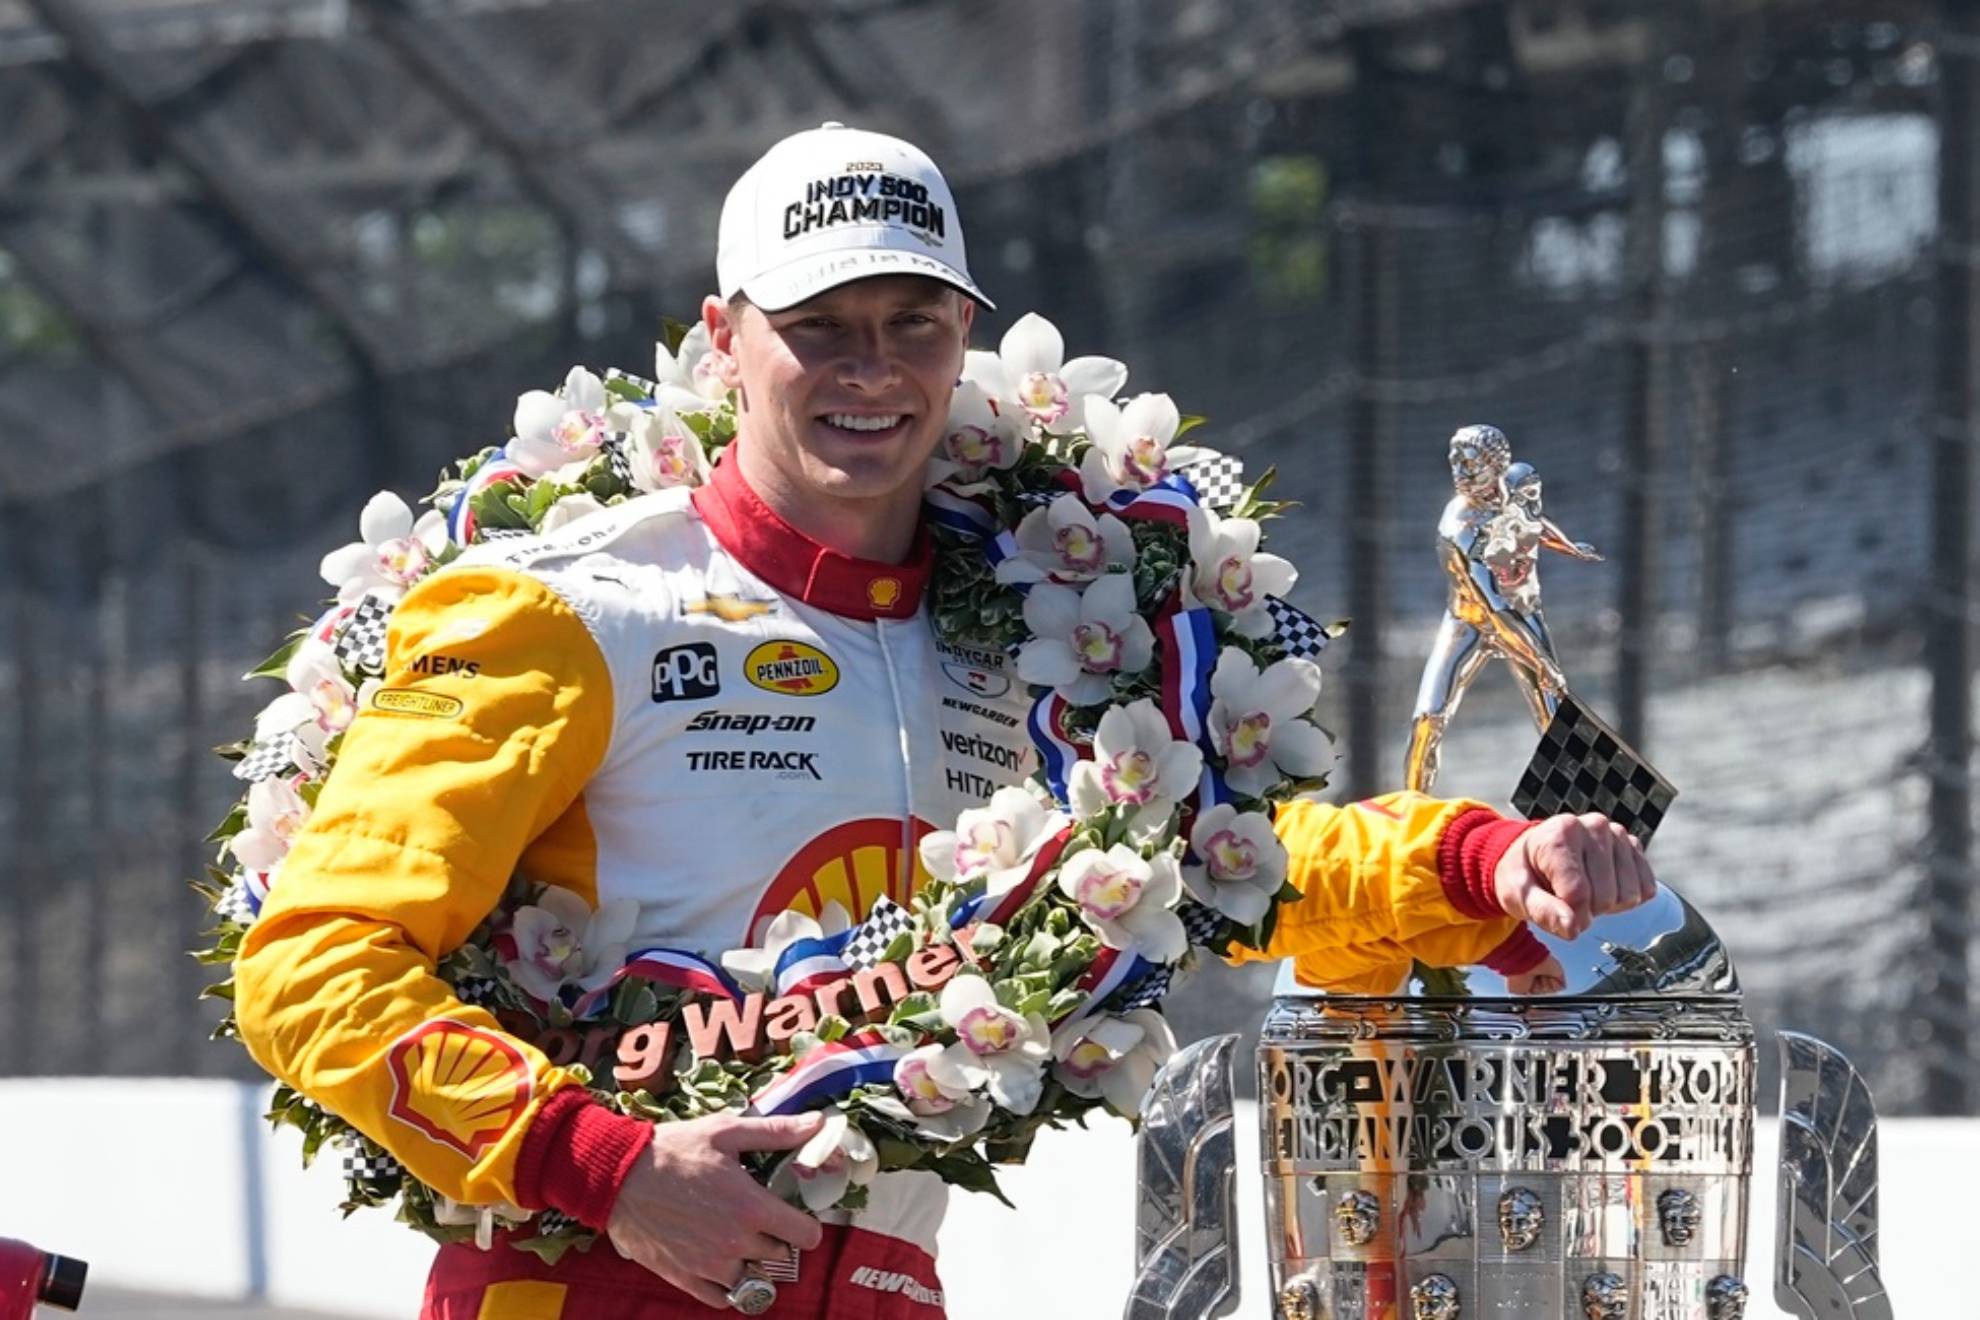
342, 1142, 404, 1188
1512, 694, 1677, 845
1265, 597, 1331, 660
333, 593, 393, 675
232, 733, 301, 783
1112, 965, 1173, 1013
213, 879, 257, 924
1177, 450, 1247, 513
604, 367, 659, 397
534, 1210, 583, 1237
452, 976, 503, 1008
600, 433, 635, 487
840, 896, 915, 970
1178, 898, 1224, 945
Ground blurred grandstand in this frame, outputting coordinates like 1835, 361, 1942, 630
0, 0, 1972, 1118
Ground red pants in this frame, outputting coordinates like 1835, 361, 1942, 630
422, 1224, 947, 1319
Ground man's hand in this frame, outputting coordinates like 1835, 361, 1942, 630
1493, 812, 1656, 940
606, 1110, 827, 1309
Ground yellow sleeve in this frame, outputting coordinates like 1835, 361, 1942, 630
1229, 791, 1525, 992
234, 566, 613, 1207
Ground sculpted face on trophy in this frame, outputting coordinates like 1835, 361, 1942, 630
1497, 1186, 1545, 1252
1706, 1275, 1750, 1320
1275, 1278, 1319, 1320
1580, 1273, 1627, 1320
1332, 1189, 1382, 1247
1409, 1273, 1461, 1320
1658, 1186, 1703, 1247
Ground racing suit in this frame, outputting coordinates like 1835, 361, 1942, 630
233, 449, 1544, 1319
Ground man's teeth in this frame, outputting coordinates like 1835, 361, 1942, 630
825, 413, 902, 432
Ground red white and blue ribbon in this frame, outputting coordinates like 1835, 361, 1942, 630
772, 930, 856, 999
1052, 469, 1199, 528
1027, 691, 1084, 804
1050, 946, 1158, 1026
748, 1028, 909, 1117
1155, 607, 1217, 743
951, 822, 1076, 929
569, 946, 744, 1019
923, 486, 999, 538
447, 449, 528, 545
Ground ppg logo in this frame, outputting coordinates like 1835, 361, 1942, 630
651, 643, 720, 703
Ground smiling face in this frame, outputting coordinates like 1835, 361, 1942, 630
706, 275, 973, 538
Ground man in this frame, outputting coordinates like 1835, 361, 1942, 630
234, 123, 1654, 1319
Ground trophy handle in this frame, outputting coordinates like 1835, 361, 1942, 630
1774, 1031, 1893, 1320
1124, 1033, 1241, 1320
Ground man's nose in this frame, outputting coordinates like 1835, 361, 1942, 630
837, 330, 901, 391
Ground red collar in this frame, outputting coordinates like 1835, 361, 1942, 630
690, 449, 932, 621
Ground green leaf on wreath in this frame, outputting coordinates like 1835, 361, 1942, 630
604, 375, 650, 404
245, 633, 305, 682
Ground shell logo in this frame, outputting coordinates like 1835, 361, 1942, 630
385, 1019, 532, 1158
867, 577, 902, 610
746, 816, 933, 944
744, 640, 840, 697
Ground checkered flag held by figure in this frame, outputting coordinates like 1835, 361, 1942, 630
1512, 694, 1677, 845
840, 896, 916, 970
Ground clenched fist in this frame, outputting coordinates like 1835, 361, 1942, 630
1493, 812, 1657, 941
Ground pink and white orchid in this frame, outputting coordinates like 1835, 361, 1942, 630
502, 885, 639, 1009
228, 776, 311, 874
317, 492, 448, 605
1078, 393, 1205, 505
1015, 574, 1155, 707
1051, 1008, 1177, 1116
537, 492, 606, 532
722, 904, 853, 993
1186, 505, 1297, 638
994, 494, 1135, 586
509, 367, 613, 481
918, 786, 1068, 903
651, 322, 729, 409
1066, 700, 1204, 835
963, 312, 1127, 432
865, 1043, 992, 1141
928, 380, 1025, 487
1183, 803, 1289, 925
625, 400, 710, 493
1055, 845, 1188, 964
770, 1109, 877, 1212
1206, 649, 1334, 798
937, 975, 1051, 1115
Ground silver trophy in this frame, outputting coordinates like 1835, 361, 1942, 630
1128, 426, 1892, 1319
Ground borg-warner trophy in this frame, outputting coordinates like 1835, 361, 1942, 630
1126, 427, 1893, 1320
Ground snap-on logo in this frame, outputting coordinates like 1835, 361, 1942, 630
744, 641, 839, 697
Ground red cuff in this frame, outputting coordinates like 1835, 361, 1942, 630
514, 1088, 652, 1230
1481, 924, 1550, 976
1437, 808, 1539, 920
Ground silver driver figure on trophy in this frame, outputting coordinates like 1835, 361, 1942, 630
1404, 424, 1601, 792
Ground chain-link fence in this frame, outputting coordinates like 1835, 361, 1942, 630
0, 0, 1973, 1113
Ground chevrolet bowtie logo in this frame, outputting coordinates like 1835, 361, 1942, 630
684, 594, 777, 622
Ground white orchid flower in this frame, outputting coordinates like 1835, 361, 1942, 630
509, 367, 613, 481
1078, 393, 1205, 505
1206, 649, 1334, 798
1015, 575, 1155, 707
317, 492, 448, 605
229, 776, 311, 873
963, 312, 1126, 432
1056, 845, 1189, 964
721, 903, 852, 993
928, 380, 1025, 487
537, 492, 607, 533
994, 494, 1135, 587
1052, 1008, 1177, 1117
652, 322, 728, 408
919, 786, 1067, 912
1067, 700, 1203, 838
502, 885, 639, 1009
1182, 803, 1288, 926
1186, 505, 1297, 638
770, 1109, 877, 1213
623, 399, 710, 493
937, 975, 1051, 1115
283, 646, 377, 741
864, 1043, 993, 1142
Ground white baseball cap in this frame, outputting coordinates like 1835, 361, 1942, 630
717, 121, 994, 312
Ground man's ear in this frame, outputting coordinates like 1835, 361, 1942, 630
703, 294, 744, 391
957, 295, 976, 372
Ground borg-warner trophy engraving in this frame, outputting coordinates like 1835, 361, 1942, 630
1126, 424, 1894, 1319
1404, 424, 1601, 793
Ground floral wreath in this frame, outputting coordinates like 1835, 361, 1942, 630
197, 311, 1342, 1262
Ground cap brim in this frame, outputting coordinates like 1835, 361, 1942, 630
742, 247, 994, 313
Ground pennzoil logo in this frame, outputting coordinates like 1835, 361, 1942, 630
744, 640, 839, 697
385, 1019, 531, 1158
